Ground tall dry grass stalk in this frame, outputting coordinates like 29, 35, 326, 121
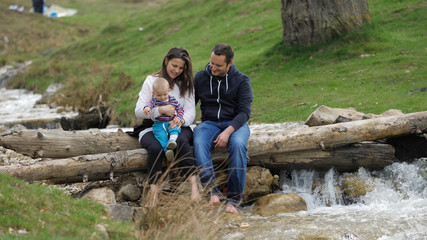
135, 150, 227, 240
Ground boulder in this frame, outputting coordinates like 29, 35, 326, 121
253, 193, 307, 216
244, 166, 274, 202
118, 183, 141, 202
341, 175, 374, 203
82, 187, 116, 205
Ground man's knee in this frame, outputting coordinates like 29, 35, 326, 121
229, 137, 247, 150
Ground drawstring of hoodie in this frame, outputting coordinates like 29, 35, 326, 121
225, 74, 228, 92
210, 75, 213, 95
206, 64, 229, 95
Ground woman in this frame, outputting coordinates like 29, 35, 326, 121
134, 47, 201, 207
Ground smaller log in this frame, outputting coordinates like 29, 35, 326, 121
247, 142, 395, 172
0, 149, 148, 183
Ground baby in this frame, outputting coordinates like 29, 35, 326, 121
144, 77, 184, 161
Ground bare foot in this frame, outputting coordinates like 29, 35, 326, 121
144, 184, 159, 208
189, 176, 202, 202
208, 195, 221, 206
225, 203, 239, 214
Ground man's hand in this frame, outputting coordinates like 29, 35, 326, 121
214, 126, 235, 148
158, 105, 176, 117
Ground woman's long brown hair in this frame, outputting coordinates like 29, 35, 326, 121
157, 47, 194, 98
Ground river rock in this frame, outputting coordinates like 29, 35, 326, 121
244, 166, 274, 203
341, 175, 374, 203
252, 193, 307, 216
118, 183, 141, 202
106, 204, 136, 222
36, 83, 64, 105
83, 187, 116, 205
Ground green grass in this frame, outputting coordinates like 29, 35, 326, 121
0, 173, 136, 239
1, 0, 425, 126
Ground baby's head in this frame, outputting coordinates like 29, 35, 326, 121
152, 77, 171, 102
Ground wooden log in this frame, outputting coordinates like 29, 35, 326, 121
0, 142, 394, 183
248, 111, 427, 157
1, 111, 426, 159
0, 128, 140, 158
247, 142, 395, 172
0, 149, 148, 183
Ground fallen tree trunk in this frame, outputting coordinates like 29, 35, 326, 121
248, 111, 427, 157
1, 111, 426, 159
0, 142, 394, 183
0, 128, 140, 158
247, 142, 395, 172
0, 149, 148, 183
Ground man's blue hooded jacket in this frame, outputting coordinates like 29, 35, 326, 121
194, 63, 253, 131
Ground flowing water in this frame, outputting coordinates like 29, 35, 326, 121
0, 87, 77, 128
221, 159, 427, 240
1, 88, 426, 240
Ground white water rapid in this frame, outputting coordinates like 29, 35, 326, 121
0, 87, 78, 128
224, 159, 427, 240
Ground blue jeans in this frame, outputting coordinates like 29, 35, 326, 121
194, 120, 250, 206
152, 121, 181, 152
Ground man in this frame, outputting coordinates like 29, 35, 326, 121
194, 43, 253, 213
32, 0, 44, 13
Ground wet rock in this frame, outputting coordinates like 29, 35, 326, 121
244, 166, 274, 203
341, 175, 374, 203
312, 179, 343, 207
0, 63, 28, 87
215, 212, 245, 223
253, 193, 307, 216
83, 187, 116, 205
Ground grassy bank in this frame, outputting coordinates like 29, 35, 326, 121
0, 173, 137, 239
1, 0, 425, 126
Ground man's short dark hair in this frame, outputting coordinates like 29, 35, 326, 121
212, 43, 234, 64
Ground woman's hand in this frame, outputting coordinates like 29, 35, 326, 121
169, 117, 182, 129
158, 105, 176, 117
143, 107, 151, 116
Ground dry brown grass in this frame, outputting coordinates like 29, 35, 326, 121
136, 191, 222, 240
135, 156, 225, 240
